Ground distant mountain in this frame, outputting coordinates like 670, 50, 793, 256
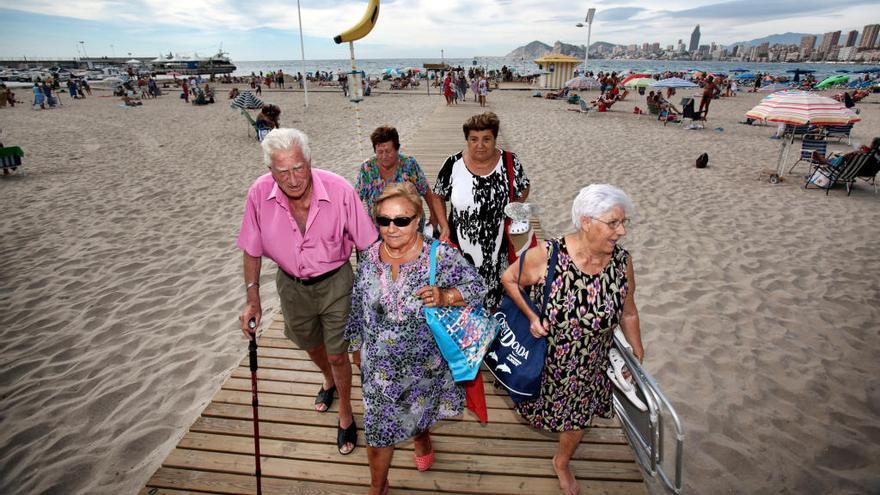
734, 32, 814, 47
506, 40, 618, 59
505, 41, 552, 59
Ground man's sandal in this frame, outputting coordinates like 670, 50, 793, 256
337, 419, 358, 455
314, 385, 336, 412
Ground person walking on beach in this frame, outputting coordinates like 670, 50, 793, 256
698, 76, 716, 119
478, 76, 488, 107
501, 184, 644, 495
237, 128, 378, 455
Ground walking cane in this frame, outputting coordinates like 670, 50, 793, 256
247, 317, 263, 495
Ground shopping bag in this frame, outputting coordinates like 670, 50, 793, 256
485, 241, 559, 403
424, 240, 499, 382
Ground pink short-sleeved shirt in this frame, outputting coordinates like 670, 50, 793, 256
237, 169, 378, 279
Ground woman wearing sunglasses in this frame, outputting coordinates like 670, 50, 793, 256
345, 182, 486, 495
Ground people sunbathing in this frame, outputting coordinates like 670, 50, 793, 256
589, 91, 619, 111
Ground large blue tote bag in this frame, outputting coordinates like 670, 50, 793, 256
424, 240, 500, 382
485, 241, 558, 403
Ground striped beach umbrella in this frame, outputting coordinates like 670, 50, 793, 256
231, 90, 264, 110
745, 90, 860, 126
564, 76, 600, 90
620, 73, 650, 86
650, 77, 698, 88
747, 90, 860, 180
623, 77, 654, 89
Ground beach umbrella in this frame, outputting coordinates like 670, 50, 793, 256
565, 76, 600, 90
620, 73, 650, 85
624, 77, 654, 89
245, 318, 263, 495
729, 68, 749, 73
650, 77, 698, 88
231, 90, 264, 109
835, 69, 850, 73
735, 73, 756, 80
815, 75, 849, 89
745, 90, 860, 180
857, 67, 880, 73
757, 83, 793, 93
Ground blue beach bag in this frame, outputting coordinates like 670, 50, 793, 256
424, 240, 500, 382
485, 240, 558, 404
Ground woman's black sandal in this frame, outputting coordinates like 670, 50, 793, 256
337, 419, 358, 455
314, 385, 336, 412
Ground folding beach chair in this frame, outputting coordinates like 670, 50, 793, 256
240, 108, 260, 140
805, 152, 871, 196
785, 124, 813, 139
788, 134, 827, 174
855, 151, 880, 195
823, 123, 853, 145
0, 146, 24, 175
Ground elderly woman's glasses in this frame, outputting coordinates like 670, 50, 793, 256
591, 217, 631, 230
376, 215, 416, 227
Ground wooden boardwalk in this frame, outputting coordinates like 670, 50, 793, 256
141, 99, 647, 495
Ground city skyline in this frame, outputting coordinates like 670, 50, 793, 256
0, 1, 879, 60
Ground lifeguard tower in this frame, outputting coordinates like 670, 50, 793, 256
533, 53, 582, 90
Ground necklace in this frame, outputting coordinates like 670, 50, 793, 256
382, 235, 421, 260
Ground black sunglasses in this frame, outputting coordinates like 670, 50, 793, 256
376, 215, 416, 227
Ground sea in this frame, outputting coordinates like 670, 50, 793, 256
233, 57, 879, 79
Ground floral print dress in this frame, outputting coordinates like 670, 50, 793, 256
515, 238, 630, 432
345, 239, 487, 447
355, 154, 429, 230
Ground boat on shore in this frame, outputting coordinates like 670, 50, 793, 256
150, 50, 236, 76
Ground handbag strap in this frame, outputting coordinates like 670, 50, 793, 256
504, 150, 515, 202
539, 241, 559, 315
429, 239, 439, 285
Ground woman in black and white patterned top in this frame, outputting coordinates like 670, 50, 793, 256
432, 112, 530, 309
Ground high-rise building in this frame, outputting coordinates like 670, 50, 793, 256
860, 24, 880, 49
800, 35, 817, 53
844, 30, 858, 47
689, 25, 701, 52
818, 30, 841, 57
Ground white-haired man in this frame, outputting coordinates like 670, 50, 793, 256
237, 128, 378, 455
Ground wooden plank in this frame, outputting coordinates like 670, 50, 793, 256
161, 448, 647, 495
177, 431, 643, 481
146, 467, 472, 495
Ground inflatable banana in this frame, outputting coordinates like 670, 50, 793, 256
333, 0, 380, 44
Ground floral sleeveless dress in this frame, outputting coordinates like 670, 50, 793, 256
515, 238, 630, 432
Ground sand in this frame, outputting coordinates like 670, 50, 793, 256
1, 81, 878, 494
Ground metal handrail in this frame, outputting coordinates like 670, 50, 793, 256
612, 331, 685, 494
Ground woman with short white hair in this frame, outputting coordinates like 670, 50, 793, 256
500, 183, 644, 495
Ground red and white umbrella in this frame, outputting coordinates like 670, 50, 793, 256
745, 90, 860, 126
746, 90, 860, 182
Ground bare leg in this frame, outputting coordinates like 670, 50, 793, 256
367, 445, 394, 494
413, 429, 432, 457
327, 351, 355, 452
306, 344, 335, 411
553, 430, 585, 495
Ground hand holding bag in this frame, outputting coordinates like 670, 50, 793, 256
424, 240, 500, 382
485, 241, 559, 403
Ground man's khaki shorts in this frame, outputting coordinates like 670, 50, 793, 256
275, 262, 353, 355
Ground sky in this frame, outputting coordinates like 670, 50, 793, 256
0, 0, 878, 60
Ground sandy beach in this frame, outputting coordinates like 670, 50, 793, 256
1, 81, 878, 494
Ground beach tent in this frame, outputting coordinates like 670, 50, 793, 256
650, 77, 698, 89
745, 90, 861, 182
231, 91, 264, 110
815, 75, 849, 89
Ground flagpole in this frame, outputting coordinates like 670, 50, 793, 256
297, 0, 308, 108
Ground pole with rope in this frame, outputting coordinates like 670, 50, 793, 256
296, 0, 308, 109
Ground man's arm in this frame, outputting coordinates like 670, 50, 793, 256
239, 252, 262, 339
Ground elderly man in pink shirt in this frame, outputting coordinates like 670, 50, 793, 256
238, 128, 377, 455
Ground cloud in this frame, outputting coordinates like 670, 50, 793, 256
596, 7, 646, 22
